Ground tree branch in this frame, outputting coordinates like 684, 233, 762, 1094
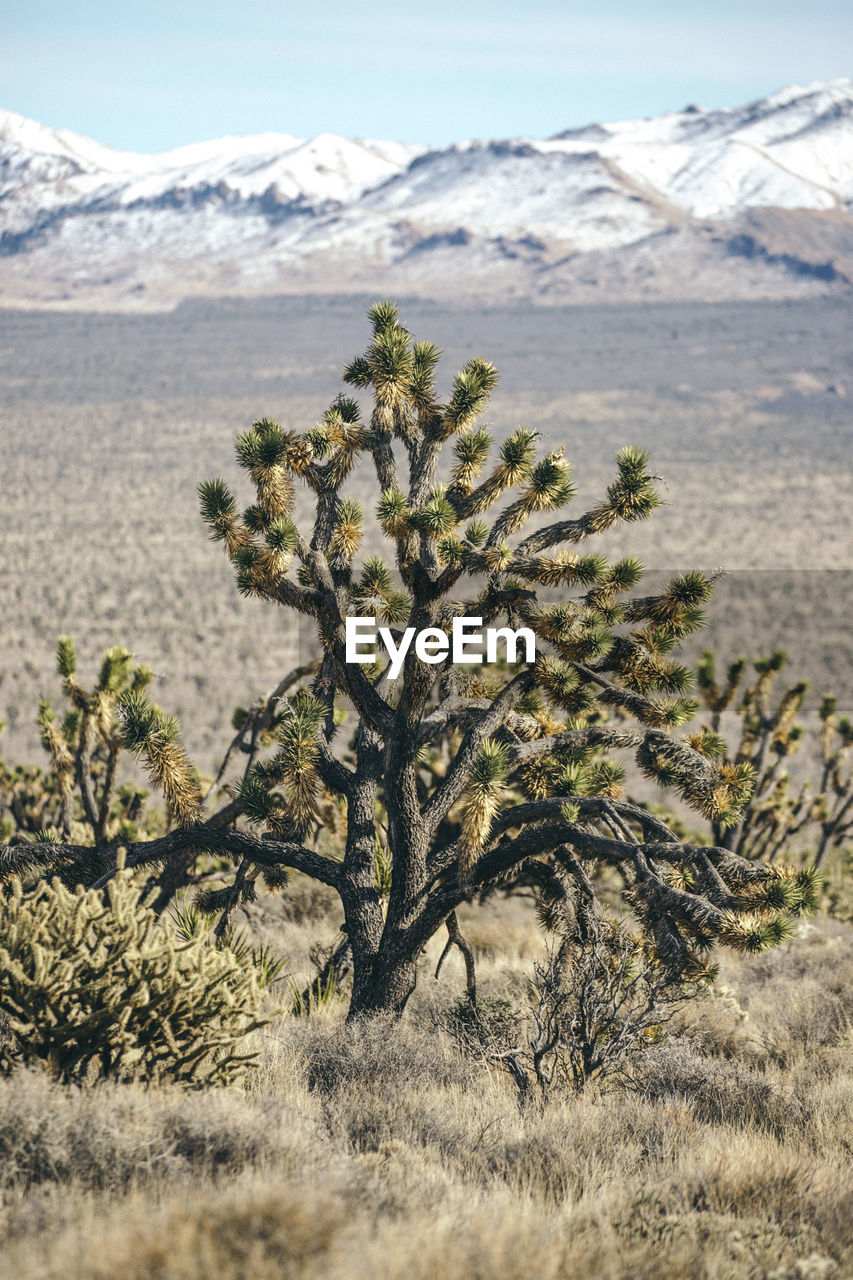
422, 665, 537, 835
0, 826, 342, 891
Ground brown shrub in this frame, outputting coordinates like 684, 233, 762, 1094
0, 1069, 300, 1192
631, 1039, 808, 1134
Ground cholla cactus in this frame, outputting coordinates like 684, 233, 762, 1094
0, 304, 817, 1019
694, 649, 853, 866
0, 862, 268, 1085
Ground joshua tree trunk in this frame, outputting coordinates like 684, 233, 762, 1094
347, 946, 420, 1019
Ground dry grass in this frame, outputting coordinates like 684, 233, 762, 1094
0, 882, 851, 1280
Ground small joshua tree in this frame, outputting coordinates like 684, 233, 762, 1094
0, 640, 156, 849
0, 303, 819, 1020
694, 649, 853, 866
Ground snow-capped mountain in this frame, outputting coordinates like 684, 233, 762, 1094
1, 79, 852, 309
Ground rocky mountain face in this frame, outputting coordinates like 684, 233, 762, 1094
1, 79, 852, 308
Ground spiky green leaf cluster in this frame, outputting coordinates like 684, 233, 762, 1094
116, 691, 201, 826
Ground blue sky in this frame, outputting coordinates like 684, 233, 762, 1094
2, 1, 852, 150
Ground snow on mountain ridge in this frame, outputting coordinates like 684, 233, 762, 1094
0, 107, 148, 172
1, 81, 851, 307
0, 109, 426, 212
3, 80, 851, 220
111, 133, 427, 208
540, 78, 853, 219
550, 78, 853, 146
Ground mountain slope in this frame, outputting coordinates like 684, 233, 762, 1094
1, 79, 851, 309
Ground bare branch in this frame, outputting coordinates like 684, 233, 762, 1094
0, 825, 342, 891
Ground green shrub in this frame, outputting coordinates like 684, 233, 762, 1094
0, 865, 269, 1086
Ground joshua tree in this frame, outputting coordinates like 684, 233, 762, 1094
0, 640, 156, 849
0, 303, 819, 1019
693, 649, 853, 866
